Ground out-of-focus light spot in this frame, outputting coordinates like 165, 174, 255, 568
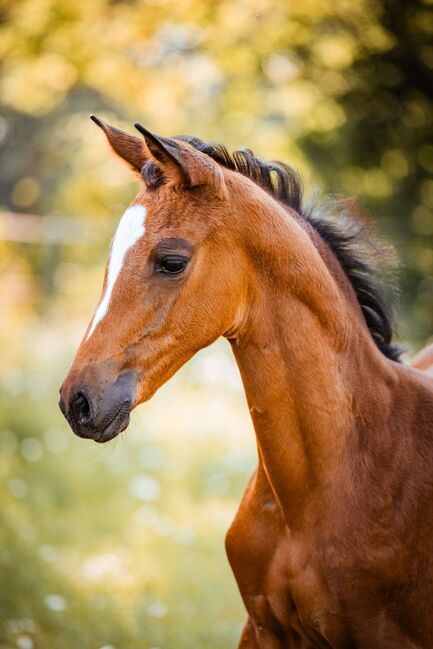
184, 54, 224, 93
361, 24, 395, 52
139, 446, 164, 471
81, 552, 130, 584
16, 636, 34, 649
156, 23, 203, 52
98, 645, 116, 649
20, 437, 44, 462
2, 53, 77, 114
128, 39, 165, 68
308, 102, 346, 132
363, 168, 392, 199
381, 149, 409, 178
44, 594, 66, 612
263, 53, 300, 83
43, 428, 70, 455
129, 475, 160, 502
313, 35, 356, 69
39, 545, 58, 563
11, 177, 41, 208
403, 100, 429, 128
8, 478, 28, 499
146, 602, 167, 618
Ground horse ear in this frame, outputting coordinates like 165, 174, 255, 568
90, 115, 146, 173
134, 123, 227, 199
134, 123, 191, 185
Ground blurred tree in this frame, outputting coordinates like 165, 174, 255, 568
1, 2, 433, 645
297, 0, 433, 343
0, 0, 432, 343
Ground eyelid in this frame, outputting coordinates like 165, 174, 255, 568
157, 253, 190, 264
156, 250, 190, 258
153, 238, 194, 258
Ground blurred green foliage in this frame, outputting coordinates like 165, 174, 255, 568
0, 327, 255, 648
1, 0, 433, 341
1, 0, 433, 647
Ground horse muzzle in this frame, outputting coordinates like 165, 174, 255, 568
59, 370, 136, 443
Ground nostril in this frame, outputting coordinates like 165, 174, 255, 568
72, 391, 92, 425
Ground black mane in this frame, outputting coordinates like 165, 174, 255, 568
177, 135, 402, 362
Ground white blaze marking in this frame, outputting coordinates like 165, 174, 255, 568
86, 204, 147, 340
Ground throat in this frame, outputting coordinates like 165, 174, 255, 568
231, 299, 352, 521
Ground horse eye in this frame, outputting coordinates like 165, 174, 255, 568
156, 255, 187, 275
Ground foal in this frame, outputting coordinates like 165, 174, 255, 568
60, 118, 433, 648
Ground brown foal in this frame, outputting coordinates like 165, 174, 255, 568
60, 118, 433, 648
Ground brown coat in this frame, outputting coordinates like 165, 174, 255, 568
60, 121, 433, 648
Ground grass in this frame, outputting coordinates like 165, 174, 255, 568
0, 319, 256, 649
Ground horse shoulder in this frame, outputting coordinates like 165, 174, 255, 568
225, 467, 351, 647
225, 466, 284, 588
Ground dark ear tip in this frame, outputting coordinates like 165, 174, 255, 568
134, 122, 150, 137
90, 114, 106, 129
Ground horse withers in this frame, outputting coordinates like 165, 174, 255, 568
60, 117, 433, 648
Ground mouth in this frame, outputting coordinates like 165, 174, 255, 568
95, 403, 131, 443
60, 371, 136, 443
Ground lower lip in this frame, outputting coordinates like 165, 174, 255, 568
95, 410, 130, 443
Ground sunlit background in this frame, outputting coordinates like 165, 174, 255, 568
1, 1, 433, 647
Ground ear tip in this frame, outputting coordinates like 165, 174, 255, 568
134, 123, 165, 151
134, 122, 148, 136
90, 114, 106, 129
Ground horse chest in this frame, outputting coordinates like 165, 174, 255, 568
227, 470, 433, 649
226, 470, 348, 648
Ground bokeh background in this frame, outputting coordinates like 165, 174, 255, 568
1, 1, 433, 647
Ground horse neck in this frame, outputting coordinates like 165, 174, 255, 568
228, 192, 394, 525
